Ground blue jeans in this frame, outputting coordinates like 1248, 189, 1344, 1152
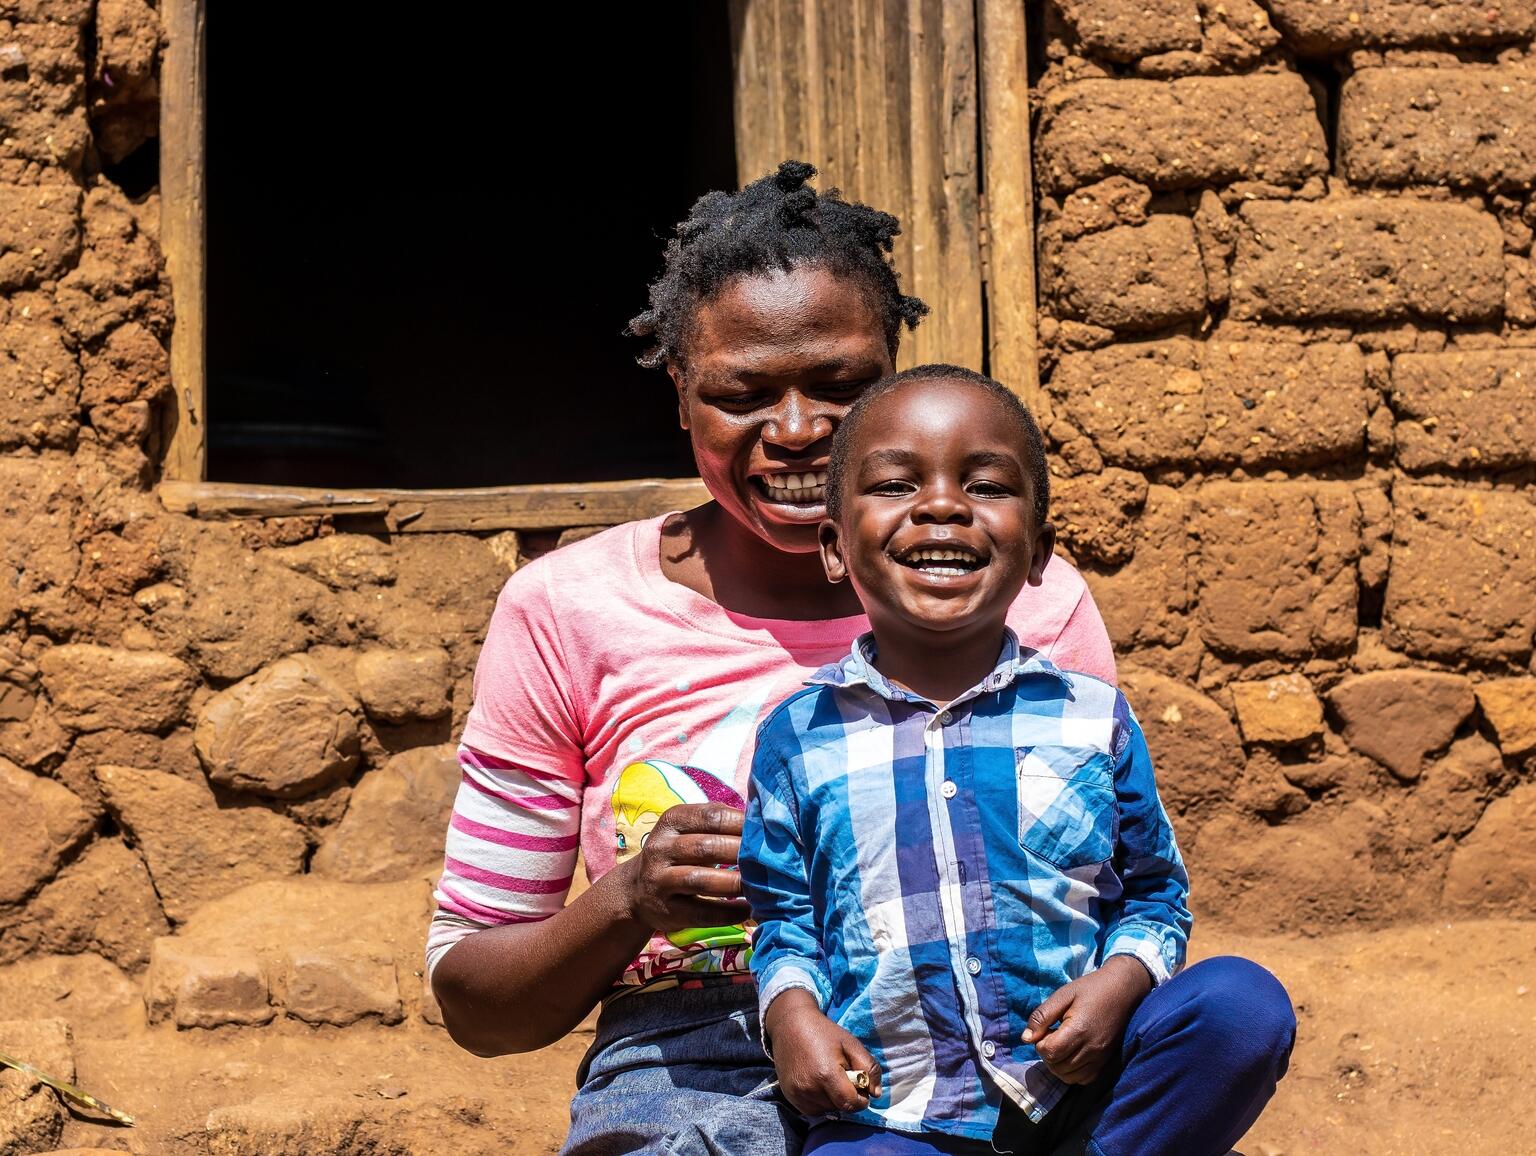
564, 957, 1293, 1156
805, 956, 1296, 1156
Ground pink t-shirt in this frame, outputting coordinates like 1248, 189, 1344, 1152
429, 514, 1115, 985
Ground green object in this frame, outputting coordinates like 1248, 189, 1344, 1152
0, 1049, 135, 1126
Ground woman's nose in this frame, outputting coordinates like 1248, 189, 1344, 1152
762, 393, 833, 450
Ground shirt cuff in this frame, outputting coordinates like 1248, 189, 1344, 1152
1103, 927, 1179, 987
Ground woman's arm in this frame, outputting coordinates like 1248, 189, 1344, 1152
431, 800, 751, 1055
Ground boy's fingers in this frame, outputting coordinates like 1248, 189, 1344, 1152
1023, 988, 1075, 1044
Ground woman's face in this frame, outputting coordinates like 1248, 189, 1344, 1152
670, 265, 895, 555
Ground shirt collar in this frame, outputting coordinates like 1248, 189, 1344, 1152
808, 626, 1073, 705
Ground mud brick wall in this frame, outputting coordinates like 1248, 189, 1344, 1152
1037, 0, 1536, 930
3, 2, 1535, 1000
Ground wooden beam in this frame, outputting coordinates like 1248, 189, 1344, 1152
977, 0, 1046, 420
160, 0, 207, 481
157, 478, 713, 533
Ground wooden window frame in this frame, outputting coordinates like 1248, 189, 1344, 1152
158, 0, 1035, 533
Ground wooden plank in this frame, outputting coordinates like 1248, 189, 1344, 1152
977, 0, 1046, 419
159, 0, 207, 481
937, 0, 983, 369
157, 478, 712, 532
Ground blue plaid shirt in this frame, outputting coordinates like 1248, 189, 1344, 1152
741, 630, 1191, 1141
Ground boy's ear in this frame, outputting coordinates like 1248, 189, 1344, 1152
818, 519, 848, 584
668, 362, 689, 430
1027, 522, 1056, 587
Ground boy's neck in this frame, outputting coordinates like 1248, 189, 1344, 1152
866, 617, 1009, 707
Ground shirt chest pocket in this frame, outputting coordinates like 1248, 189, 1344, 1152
1015, 746, 1116, 871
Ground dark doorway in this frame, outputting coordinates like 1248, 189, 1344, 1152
206, 6, 735, 488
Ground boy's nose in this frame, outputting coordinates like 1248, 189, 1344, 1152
912, 486, 971, 524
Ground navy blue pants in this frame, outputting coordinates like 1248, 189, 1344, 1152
805, 957, 1296, 1156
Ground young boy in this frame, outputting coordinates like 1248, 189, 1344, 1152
740, 366, 1295, 1156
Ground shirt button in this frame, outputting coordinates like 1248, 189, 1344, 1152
965, 956, 982, 975
981, 1040, 996, 1058
940, 710, 953, 724
940, 780, 958, 799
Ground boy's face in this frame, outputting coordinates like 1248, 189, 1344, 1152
818, 379, 1055, 640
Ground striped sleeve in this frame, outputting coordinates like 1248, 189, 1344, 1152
426, 742, 583, 977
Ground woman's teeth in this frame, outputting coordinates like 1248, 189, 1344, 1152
901, 548, 983, 576
760, 471, 828, 504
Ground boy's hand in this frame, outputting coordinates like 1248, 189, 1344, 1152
1022, 955, 1152, 1085
764, 988, 879, 1117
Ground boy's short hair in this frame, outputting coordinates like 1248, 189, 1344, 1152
825, 364, 1050, 527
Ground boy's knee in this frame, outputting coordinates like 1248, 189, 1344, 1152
1180, 956, 1296, 1062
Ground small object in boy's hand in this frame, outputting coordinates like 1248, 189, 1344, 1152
845, 1064, 882, 1098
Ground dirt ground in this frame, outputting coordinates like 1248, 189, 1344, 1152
10, 918, 1524, 1155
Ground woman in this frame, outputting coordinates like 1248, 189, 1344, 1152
427, 162, 1116, 1154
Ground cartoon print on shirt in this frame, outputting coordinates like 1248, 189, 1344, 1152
609, 682, 774, 967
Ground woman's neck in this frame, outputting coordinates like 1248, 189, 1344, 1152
659, 503, 866, 621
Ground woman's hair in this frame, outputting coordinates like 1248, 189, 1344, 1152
628, 160, 929, 370
824, 364, 1051, 528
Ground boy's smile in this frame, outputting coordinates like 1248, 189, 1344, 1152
820, 377, 1054, 668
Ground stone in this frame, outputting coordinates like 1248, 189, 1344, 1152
1231, 200, 1505, 324
1044, 215, 1206, 332
0, 315, 81, 451
1051, 469, 1148, 568
1116, 667, 1243, 820
0, 757, 90, 905
275, 942, 402, 1026
1232, 674, 1325, 746
311, 745, 459, 884
144, 938, 273, 1029
1328, 670, 1475, 781
0, 837, 168, 969
1193, 482, 1361, 659
76, 320, 166, 407
96, 765, 307, 922
1391, 350, 1536, 472
1402, 735, 1504, 844
0, 183, 80, 290
0, 643, 36, 723
194, 654, 363, 798
1383, 485, 1536, 663
1340, 66, 1536, 191
1034, 73, 1326, 194
0, 456, 79, 637
1444, 784, 1536, 915
0, 954, 137, 1041
1267, 0, 1536, 54
0, 1017, 71, 1156
36, 644, 198, 733
1475, 679, 1536, 757
354, 646, 452, 723
268, 534, 396, 591
52, 726, 202, 816
1085, 486, 1192, 651
1055, 0, 1201, 60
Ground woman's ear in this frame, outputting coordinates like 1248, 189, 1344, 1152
668, 362, 689, 430
1028, 522, 1057, 586
819, 519, 848, 584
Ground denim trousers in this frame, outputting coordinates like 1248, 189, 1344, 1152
562, 956, 1294, 1156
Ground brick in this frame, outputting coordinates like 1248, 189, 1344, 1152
1085, 486, 1192, 651
1057, 0, 1202, 61
1049, 338, 1367, 468
145, 939, 274, 1029
1340, 66, 1536, 191
1035, 73, 1327, 194
275, 943, 402, 1027
1267, 0, 1536, 55
1328, 670, 1475, 781
1383, 484, 1536, 663
1391, 349, 1536, 471
0, 183, 79, 288
0, 22, 90, 180
1231, 199, 1505, 324
1444, 783, 1536, 914
1117, 667, 1244, 819
1232, 674, 1325, 746
1475, 678, 1536, 757
1051, 468, 1148, 568
1044, 215, 1206, 331
1193, 481, 1361, 659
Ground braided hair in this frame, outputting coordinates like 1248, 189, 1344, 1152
628, 160, 930, 370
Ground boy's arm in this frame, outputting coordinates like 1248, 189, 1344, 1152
741, 739, 875, 1116
1102, 701, 1193, 983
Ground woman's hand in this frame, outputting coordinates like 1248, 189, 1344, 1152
1022, 955, 1152, 1085
622, 802, 753, 932
764, 989, 879, 1117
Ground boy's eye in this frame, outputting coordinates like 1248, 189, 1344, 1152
967, 480, 1012, 497
869, 479, 916, 496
